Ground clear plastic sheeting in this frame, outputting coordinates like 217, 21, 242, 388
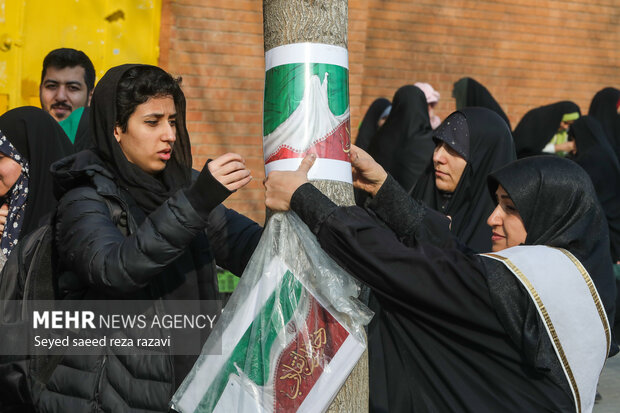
171, 212, 372, 413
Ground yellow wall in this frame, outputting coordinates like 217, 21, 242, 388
0, 0, 162, 112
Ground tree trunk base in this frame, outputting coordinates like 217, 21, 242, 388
327, 346, 368, 412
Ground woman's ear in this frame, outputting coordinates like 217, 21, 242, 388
113, 125, 122, 143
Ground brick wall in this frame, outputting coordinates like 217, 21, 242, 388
159, 0, 620, 224
159, 0, 266, 223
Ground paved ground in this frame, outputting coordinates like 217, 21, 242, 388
594, 354, 620, 412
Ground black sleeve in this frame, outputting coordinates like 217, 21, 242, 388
292, 176, 457, 250
290, 183, 492, 320
366, 175, 456, 249
56, 187, 211, 296
206, 205, 262, 276
184, 160, 233, 219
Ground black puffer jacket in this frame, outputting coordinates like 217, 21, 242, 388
36, 151, 262, 413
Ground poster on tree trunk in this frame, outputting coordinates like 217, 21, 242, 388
263, 43, 352, 183
170, 213, 371, 413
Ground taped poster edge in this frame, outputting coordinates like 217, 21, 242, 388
265, 158, 353, 184
265, 43, 348, 71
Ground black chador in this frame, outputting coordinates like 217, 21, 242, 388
410, 107, 515, 253
290, 156, 617, 413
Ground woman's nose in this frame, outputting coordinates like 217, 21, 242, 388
487, 205, 502, 227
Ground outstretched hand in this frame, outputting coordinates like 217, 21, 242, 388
264, 153, 316, 211
350, 145, 387, 197
208, 153, 252, 191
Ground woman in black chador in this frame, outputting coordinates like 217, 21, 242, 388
0, 108, 74, 412
452, 77, 511, 129
588, 87, 620, 160
366, 85, 435, 193
0, 107, 73, 268
569, 116, 620, 262
37, 64, 262, 413
410, 107, 515, 252
513, 101, 580, 158
355, 97, 391, 152
265, 150, 617, 413
568, 115, 620, 337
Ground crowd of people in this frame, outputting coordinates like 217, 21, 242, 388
0, 47, 617, 413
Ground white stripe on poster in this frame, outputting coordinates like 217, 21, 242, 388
265, 158, 353, 184
265, 43, 348, 71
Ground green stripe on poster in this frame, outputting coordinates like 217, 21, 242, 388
197, 270, 304, 412
263, 63, 349, 136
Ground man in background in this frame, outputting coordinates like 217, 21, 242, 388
39, 48, 95, 122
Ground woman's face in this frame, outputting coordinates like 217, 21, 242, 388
0, 153, 22, 197
433, 141, 467, 192
487, 185, 527, 252
559, 120, 574, 132
114, 96, 177, 175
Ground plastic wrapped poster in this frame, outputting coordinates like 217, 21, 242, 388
171, 212, 372, 413
263, 43, 352, 183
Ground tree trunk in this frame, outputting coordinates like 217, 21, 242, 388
263, 1, 368, 412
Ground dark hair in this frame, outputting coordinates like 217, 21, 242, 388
41, 48, 96, 93
115, 65, 184, 132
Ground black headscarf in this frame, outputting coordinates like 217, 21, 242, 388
72, 106, 94, 152
355, 98, 390, 151
488, 156, 618, 355
0, 106, 74, 240
588, 87, 620, 159
410, 107, 516, 252
513, 101, 581, 158
367, 85, 435, 191
568, 116, 620, 262
90, 64, 192, 213
452, 77, 511, 129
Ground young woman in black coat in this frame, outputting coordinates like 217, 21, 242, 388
37, 64, 262, 413
265, 147, 617, 413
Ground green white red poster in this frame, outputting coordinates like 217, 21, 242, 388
263, 43, 352, 183
170, 256, 366, 413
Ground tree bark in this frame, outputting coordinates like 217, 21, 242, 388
263, 1, 368, 412
264, 0, 348, 50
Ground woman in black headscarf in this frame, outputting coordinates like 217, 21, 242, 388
37, 64, 262, 413
0, 107, 73, 267
355, 97, 391, 151
568, 116, 620, 338
366, 85, 435, 192
71, 106, 93, 152
58, 107, 93, 151
452, 77, 511, 129
568, 116, 620, 262
265, 150, 617, 413
410, 107, 515, 252
588, 87, 620, 160
513, 101, 581, 158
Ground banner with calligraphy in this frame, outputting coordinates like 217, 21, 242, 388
171, 212, 372, 413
